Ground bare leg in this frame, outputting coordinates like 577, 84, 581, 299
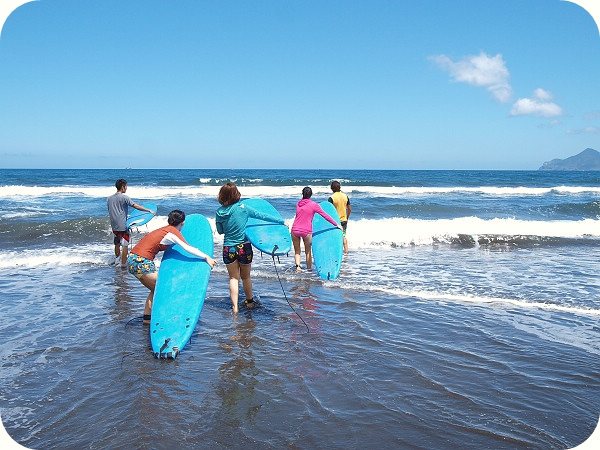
139, 272, 158, 323
121, 245, 128, 266
240, 263, 253, 304
114, 243, 120, 258
226, 261, 241, 313
303, 234, 313, 270
292, 233, 302, 271
343, 236, 348, 254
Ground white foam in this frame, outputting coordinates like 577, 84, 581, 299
346, 217, 600, 248
1, 210, 44, 219
0, 244, 109, 269
345, 185, 600, 196
2, 184, 599, 199
351, 284, 600, 317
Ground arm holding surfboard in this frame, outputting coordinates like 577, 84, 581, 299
244, 204, 286, 226
132, 203, 156, 215
314, 206, 342, 229
160, 232, 216, 266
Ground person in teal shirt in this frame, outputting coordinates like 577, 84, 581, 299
216, 182, 286, 313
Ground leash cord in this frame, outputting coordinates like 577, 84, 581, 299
271, 246, 310, 333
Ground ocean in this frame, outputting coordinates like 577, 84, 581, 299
0, 168, 599, 449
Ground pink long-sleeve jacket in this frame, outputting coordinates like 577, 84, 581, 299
291, 199, 339, 237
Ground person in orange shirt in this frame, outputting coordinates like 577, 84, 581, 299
127, 209, 216, 324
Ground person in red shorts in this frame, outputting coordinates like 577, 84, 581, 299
107, 178, 155, 266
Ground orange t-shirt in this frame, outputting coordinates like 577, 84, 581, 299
130, 225, 185, 260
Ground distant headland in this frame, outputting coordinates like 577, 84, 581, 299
539, 148, 600, 171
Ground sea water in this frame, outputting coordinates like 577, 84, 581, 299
0, 168, 598, 448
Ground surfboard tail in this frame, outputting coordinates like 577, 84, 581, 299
154, 338, 180, 359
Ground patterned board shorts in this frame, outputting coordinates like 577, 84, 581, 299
127, 254, 157, 279
222, 242, 253, 265
341, 221, 348, 236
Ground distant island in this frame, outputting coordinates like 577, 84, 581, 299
539, 148, 600, 171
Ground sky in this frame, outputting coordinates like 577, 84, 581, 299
0, 0, 599, 170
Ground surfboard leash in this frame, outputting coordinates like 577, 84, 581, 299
127, 224, 138, 251
271, 245, 310, 333
120, 316, 145, 368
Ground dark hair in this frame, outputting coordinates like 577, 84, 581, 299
218, 182, 241, 206
330, 181, 341, 192
168, 210, 185, 226
302, 186, 312, 199
115, 179, 127, 190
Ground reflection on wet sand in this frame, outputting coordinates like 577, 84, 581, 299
217, 315, 260, 425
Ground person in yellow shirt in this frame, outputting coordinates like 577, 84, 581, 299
328, 180, 351, 253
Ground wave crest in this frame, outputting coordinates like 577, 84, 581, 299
348, 217, 600, 248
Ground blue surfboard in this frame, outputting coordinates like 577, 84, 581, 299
126, 203, 157, 228
312, 201, 343, 280
241, 198, 291, 256
150, 214, 213, 359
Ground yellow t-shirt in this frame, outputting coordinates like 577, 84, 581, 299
329, 191, 349, 222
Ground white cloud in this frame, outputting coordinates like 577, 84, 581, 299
531, 88, 553, 101
429, 51, 513, 103
566, 126, 600, 135
509, 89, 563, 117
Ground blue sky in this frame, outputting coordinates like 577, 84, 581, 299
0, 0, 599, 170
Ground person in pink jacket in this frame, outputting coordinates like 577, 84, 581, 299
291, 186, 343, 272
